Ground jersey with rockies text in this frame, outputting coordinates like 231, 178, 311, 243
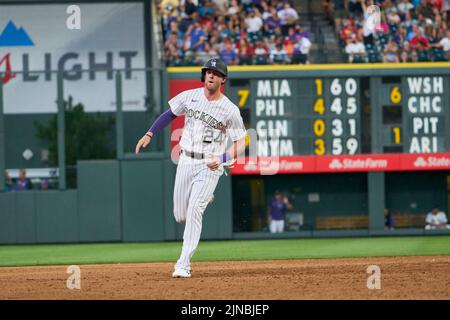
169, 87, 246, 156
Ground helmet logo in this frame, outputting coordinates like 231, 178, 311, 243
211, 59, 217, 67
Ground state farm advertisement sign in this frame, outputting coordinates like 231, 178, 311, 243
231, 153, 450, 175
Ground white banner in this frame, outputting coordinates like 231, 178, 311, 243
0, 2, 146, 114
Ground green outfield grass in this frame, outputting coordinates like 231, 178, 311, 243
0, 236, 450, 267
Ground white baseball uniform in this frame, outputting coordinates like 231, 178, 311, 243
425, 211, 450, 229
169, 87, 246, 272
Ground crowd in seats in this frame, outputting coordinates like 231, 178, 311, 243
327, 0, 450, 63
158, 0, 312, 66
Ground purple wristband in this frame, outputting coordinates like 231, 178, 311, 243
221, 152, 232, 163
148, 108, 177, 135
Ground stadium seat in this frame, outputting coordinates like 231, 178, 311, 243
417, 50, 430, 62
255, 55, 268, 65
367, 49, 381, 63
431, 47, 448, 62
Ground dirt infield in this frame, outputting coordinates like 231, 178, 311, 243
0, 255, 449, 300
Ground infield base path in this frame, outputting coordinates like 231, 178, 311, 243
0, 256, 449, 299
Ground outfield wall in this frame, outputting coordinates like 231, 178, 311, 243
2, 63, 450, 244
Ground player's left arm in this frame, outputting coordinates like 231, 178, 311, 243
207, 137, 246, 170
207, 107, 246, 171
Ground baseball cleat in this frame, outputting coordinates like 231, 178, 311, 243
172, 269, 191, 278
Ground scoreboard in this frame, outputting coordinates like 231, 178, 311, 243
229, 77, 363, 156
376, 76, 447, 154
225, 73, 450, 174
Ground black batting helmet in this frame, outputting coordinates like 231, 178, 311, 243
201, 58, 228, 82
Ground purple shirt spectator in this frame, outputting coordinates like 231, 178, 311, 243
220, 47, 238, 65
15, 178, 30, 191
270, 199, 287, 221
265, 16, 281, 30
190, 26, 206, 51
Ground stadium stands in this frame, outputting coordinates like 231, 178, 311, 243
158, 0, 449, 66
158, 0, 313, 66
330, 0, 450, 63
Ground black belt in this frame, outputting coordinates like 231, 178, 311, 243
181, 149, 205, 160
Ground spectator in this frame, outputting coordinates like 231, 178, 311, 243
185, 0, 198, 17
332, 0, 348, 31
292, 34, 312, 64
397, 0, 414, 18
283, 37, 294, 56
383, 38, 400, 62
410, 27, 430, 50
348, 0, 363, 18
164, 32, 185, 65
178, 14, 195, 35
267, 190, 293, 233
382, 0, 399, 15
212, 0, 227, 15
159, 0, 180, 15
425, 207, 450, 230
400, 41, 416, 62
277, 2, 299, 36
345, 34, 366, 62
4, 170, 13, 192
188, 22, 207, 52
261, 1, 272, 20
444, 0, 450, 24
416, 0, 434, 19
237, 38, 254, 65
401, 11, 417, 33
226, 0, 240, 16
165, 20, 182, 41
15, 168, 31, 191
384, 208, 395, 230
361, 0, 380, 46
245, 8, 264, 35
219, 40, 239, 65
270, 42, 290, 64
40, 178, 49, 191
411, 27, 432, 61
198, 0, 215, 17
436, 30, 450, 60
340, 19, 358, 44
323, 0, 333, 22
254, 39, 270, 64
217, 18, 232, 40
265, 7, 282, 31
241, 0, 254, 12
200, 10, 215, 32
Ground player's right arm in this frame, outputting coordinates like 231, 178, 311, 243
135, 90, 188, 154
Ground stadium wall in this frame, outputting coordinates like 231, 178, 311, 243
3, 62, 450, 243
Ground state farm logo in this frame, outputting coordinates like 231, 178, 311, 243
329, 158, 388, 169
243, 159, 304, 174
329, 159, 343, 169
414, 156, 450, 168
414, 157, 427, 167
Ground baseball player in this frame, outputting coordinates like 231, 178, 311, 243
135, 58, 246, 278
